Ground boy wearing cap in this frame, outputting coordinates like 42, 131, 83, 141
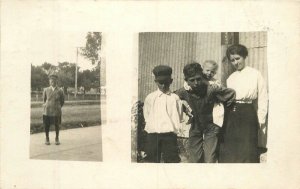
43, 74, 64, 145
143, 65, 182, 163
175, 62, 235, 163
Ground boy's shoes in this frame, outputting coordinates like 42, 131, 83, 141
45, 138, 50, 145
55, 138, 60, 145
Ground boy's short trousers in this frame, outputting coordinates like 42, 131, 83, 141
43, 115, 61, 126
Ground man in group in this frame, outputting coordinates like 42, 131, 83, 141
43, 73, 65, 145
176, 62, 236, 163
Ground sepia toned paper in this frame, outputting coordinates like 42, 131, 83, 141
1, 1, 300, 189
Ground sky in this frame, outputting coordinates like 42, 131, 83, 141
29, 30, 96, 70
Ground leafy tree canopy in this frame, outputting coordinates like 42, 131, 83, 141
31, 62, 99, 92
80, 32, 102, 65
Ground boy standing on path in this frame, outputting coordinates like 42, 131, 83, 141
143, 65, 182, 163
43, 74, 65, 145
176, 62, 235, 163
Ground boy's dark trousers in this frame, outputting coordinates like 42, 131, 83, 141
188, 123, 220, 163
43, 115, 60, 140
45, 123, 59, 139
175, 86, 235, 163
145, 132, 181, 163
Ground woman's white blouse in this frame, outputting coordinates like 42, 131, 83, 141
227, 66, 268, 124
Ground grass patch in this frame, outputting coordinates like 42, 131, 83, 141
31, 104, 102, 134
31, 100, 103, 108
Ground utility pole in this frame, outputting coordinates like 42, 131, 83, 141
75, 47, 79, 98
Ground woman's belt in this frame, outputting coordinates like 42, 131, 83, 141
235, 100, 253, 104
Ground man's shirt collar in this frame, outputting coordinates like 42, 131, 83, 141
157, 89, 171, 96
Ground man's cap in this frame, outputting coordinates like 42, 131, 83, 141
152, 65, 172, 81
49, 73, 58, 79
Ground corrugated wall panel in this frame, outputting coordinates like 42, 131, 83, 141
138, 32, 267, 101
195, 33, 222, 80
239, 32, 268, 84
138, 33, 198, 101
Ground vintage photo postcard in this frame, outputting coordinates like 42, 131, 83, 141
1, 1, 300, 189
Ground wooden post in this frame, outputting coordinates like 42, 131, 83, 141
75, 47, 79, 99
220, 32, 239, 86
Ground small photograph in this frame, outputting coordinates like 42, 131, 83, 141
132, 32, 268, 163
30, 32, 105, 161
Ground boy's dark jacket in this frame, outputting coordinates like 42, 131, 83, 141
43, 87, 65, 116
175, 85, 236, 131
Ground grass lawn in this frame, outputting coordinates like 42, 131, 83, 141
31, 103, 103, 134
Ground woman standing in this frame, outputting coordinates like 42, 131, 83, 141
219, 44, 268, 163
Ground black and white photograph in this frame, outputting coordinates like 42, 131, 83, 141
29, 31, 106, 161
132, 32, 268, 163
1, 1, 300, 189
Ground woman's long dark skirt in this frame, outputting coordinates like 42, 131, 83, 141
219, 103, 259, 163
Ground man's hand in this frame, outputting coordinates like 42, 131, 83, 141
259, 123, 266, 129
210, 83, 220, 91
182, 100, 193, 117
186, 116, 193, 124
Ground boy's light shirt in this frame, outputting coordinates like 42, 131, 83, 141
227, 66, 268, 124
143, 89, 183, 134
51, 86, 57, 91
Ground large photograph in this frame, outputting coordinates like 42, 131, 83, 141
30, 32, 106, 161
132, 32, 268, 163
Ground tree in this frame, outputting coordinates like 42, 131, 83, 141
57, 62, 78, 88
31, 64, 48, 91
41, 62, 56, 75
80, 32, 102, 65
78, 70, 91, 92
78, 69, 99, 92
80, 32, 103, 91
